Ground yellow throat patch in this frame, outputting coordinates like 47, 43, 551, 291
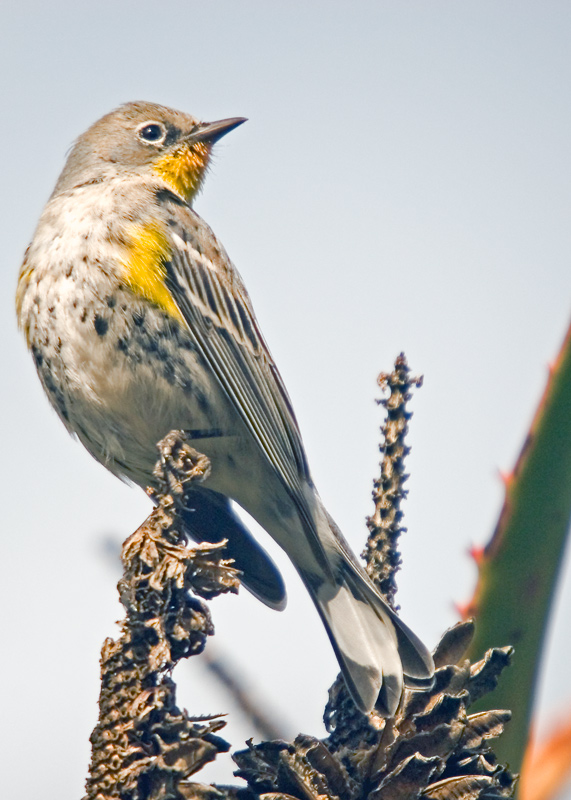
153, 142, 210, 202
122, 222, 183, 321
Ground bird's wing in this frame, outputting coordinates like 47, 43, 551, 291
161, 205, 312, 506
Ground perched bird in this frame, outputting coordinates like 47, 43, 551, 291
16, 102, 433, 714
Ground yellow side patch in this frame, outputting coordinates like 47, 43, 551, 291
153, 142, 210, 202
123, 222, 183, 321
15, 263, 35, 345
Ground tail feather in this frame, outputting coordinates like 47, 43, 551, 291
348, 565, 435, 683
388, 611, 437, 683
297, 542, 434, 716
301, 566, 403, 716
315, 502, 434, 705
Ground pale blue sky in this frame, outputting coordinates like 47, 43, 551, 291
2, 2, 571, 796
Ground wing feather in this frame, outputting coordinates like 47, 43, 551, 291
162, 213, 311, 506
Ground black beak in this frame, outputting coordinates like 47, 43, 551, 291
189, 117, 247, 144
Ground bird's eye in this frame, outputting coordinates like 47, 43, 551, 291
137, 122, 167, 144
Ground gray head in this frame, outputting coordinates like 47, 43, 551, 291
53, 101, 246, 201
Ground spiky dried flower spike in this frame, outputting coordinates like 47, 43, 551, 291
234, 621, 516, 800
321, 354, 424, 744
363, 353, 422, 610
85, 431, 240, 800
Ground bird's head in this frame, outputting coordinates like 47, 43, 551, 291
54, 101, 246, 203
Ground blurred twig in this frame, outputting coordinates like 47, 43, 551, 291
199, 646, 292, 742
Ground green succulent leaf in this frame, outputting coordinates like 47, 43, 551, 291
466, 320, 571, 774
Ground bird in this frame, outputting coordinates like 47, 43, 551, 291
16, 101, 434, 715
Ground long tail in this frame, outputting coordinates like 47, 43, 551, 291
297, 507, 434, 716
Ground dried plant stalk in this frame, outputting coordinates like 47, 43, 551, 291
85, 432, 239, 800
363, 352, 423, 609
325, 353, 423, 722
